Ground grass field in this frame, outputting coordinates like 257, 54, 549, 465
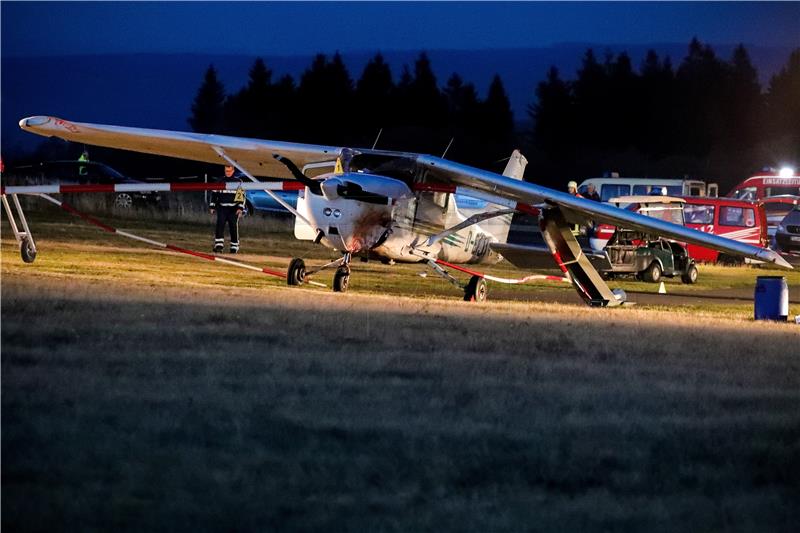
2, 204, 800, 531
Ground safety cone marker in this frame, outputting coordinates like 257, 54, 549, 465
658, 281, 666, 294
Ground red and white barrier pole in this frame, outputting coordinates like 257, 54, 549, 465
433, 258, 570, 285
37, 193, 326, 286
2, 180, 305, 196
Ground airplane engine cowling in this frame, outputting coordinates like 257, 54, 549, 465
296, 172, 413, 253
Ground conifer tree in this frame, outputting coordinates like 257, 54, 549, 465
189, 65, 225, 134
765, 48, 800, 161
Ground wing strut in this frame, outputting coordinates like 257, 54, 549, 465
539, 207, 626, 307
1, 193, 37, 262
425, 209, 517, 247
212, 148, 307, 220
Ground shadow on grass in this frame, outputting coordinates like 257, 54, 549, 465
2, 284, 800, 532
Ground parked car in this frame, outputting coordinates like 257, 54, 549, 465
681, 196, 767, 263
774, 207, 800, 254
592, 231, 698, 284
245, 189, 298, 215
6, 160, 161, 208
584, 196, 698, 283
761, 195, 800, 242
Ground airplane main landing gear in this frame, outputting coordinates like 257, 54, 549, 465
421, 257, 488, 303
287, 258, 306, 285
286, 252, 353, 292
20, 236, 37, 264
2, 194, 38, 263
463, 275, 487, 302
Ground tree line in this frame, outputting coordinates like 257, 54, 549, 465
191, 39, 799, 192
21, 39, 797, 193
190, 51, 514, 172
529, 38, 800, 190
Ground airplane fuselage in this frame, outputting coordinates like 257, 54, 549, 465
294, 171, 502, 264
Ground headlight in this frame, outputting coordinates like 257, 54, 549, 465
777, 223, 786, 232
333, 209, 342, 218
323, 207, 332, 216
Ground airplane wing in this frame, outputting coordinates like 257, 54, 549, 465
18, 116, 340, 179
19, 115, 792, 269
414, 154, 792, 269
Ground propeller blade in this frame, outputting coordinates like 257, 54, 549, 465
272, 154, 322, 195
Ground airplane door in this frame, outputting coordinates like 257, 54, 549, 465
412, 191, 448, 234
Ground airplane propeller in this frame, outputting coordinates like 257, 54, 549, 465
274, 154, 391, 205
272, 154, 322, 195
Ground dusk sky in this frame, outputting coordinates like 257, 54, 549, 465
3, 1, 799, 57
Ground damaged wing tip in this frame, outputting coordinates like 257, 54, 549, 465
759, 249, 794, 270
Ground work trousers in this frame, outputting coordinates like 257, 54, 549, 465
214, 207, 240, 252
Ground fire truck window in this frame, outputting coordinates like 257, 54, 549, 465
732, 187, 757, 201
766, 186, 800, 197
684, 204, 714, 224
720, 206, 755, 227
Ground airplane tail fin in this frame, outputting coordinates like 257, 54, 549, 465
502, 149, 527, 182
487, 149, 528, 243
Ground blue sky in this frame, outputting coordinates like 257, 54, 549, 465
3, 1, 799, 57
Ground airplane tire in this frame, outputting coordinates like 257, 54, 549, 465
463, 275, 487, 302
20, 237, 37, 263
287, 258, 306, 286
333, 266, 350, 293
681, 263, 698, 284
642, 262, 662, 283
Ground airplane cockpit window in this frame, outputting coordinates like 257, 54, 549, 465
339, 148, 355, 173
432, 191, 449, 209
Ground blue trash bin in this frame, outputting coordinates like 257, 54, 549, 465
754, 276, 788, 321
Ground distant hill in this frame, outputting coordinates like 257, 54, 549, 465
2, 44, 795, 157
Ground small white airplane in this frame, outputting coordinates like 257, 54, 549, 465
4, 115, 792, 306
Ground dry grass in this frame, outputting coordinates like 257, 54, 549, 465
2, 207, 800, 532
3, 276, 800, 532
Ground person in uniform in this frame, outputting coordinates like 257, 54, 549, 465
209, 165, 245, 253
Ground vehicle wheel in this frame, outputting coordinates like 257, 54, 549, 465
642, 261, 662, 283
287, 258, 306, 286
463, 275, 488, 302
681, 263, 699, 284
114, 193, 133, 209
20, 237, 37, 263
333, 266, 350, 293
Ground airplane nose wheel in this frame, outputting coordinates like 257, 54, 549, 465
333, 265, 351, 292
463, 275, 487, 302
332, 252, 352, 292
